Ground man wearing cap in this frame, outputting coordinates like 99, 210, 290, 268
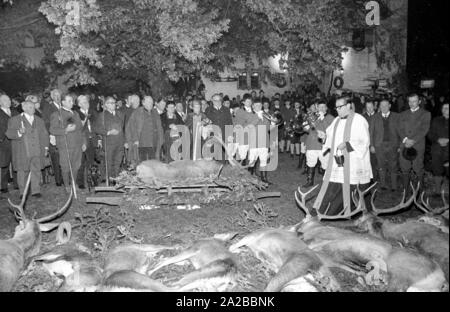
6, 100, 49, 198
397, 93, 431, 190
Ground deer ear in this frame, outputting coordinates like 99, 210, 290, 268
39, 223, 60, 232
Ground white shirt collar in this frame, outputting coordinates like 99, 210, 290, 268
22, 112, 34, 124
411, 107, 420, 113
244, 106, 252, 113
62, 107, 73, 113
382, 112, 390, 118
1, 107, 11, 116
53, 101, 60, 109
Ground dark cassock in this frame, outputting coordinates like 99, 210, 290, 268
312, 111, 373, 216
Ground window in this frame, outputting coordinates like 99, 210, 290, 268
250, 72, 260, 89
238, 72, 248, 90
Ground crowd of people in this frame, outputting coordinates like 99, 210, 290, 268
0, 87, 448, 217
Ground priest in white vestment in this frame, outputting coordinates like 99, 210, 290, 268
311, 96, 373, 217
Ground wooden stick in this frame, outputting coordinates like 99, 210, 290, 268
85, 196, 123, 206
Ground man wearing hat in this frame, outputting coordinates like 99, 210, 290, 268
397, 93, 431, 190
6, 100, 49, 198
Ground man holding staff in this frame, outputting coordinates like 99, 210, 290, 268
50, 94, 86, 194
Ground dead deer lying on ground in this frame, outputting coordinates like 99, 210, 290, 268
353, 184, 449, 282
103, 243, 180, 278
0, 173, 73, 291
148, 233, 239, 292
295, 185, 447, 292
93, 243, 183, 292
33, 243, 102, 291
229, 228, 341, 292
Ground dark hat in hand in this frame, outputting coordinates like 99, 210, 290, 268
402, 147, 417, 161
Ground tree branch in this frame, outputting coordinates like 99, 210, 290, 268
0, 17, 41, 31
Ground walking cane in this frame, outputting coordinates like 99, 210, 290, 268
103, 134, 110, 187
193, 121, 201, 161
58, 110, 78, 200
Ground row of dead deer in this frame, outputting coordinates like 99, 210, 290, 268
291, 182, 449, 292
1, 173, 448, 292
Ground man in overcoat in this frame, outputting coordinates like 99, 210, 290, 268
6, 101, 49, 197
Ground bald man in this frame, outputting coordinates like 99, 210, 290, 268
0, 94, 19, 197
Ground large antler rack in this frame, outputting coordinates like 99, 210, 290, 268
370, 182, 418, 216
295, 183, 377, 221
414, 183, 449, 216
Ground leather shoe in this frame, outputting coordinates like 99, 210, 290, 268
32, 193, 42, 198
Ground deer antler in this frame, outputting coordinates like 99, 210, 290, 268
315, 183, 378, 221
372, 182, 416, 215
36, 187, 74, 223
415, 187, 450, 215
8, 172, 32, 221
294, 185, 320, 217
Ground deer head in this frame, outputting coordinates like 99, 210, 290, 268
7, 173, 73, 258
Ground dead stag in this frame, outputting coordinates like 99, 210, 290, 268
0, 173, 73, 291
295, 185, 447, 292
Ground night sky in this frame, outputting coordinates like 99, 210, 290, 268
407, 0, 450, 93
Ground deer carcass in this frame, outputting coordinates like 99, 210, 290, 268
136, 160, 225, 184
295, 185, 447, 292
354, 184, 449, 281
135, 136, 250, 185
0, 173, 73, 291
103, 243, 180, 278
148, 233, 239, 292
229, 228, 341, 292
33, 243, 103, 292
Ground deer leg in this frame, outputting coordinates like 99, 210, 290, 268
147, 249, 198, 276
264, 252, 321, 292
174, 258, 237, 290
365, 257, 388, 286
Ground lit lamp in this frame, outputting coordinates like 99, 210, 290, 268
339, 67, 344, 76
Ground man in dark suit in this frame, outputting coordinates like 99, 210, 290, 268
0, 94, 19, 197
41, 89, 64, 186
205, 93, 233, 162
397, 93, 431, 189
370, 100, 400, 191
94, 96, 127, 183
363, 100, 378, 181
427, 102, 449, 196
75, 95, 97, 189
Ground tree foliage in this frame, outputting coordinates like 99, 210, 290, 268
4, 0, 374, 93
